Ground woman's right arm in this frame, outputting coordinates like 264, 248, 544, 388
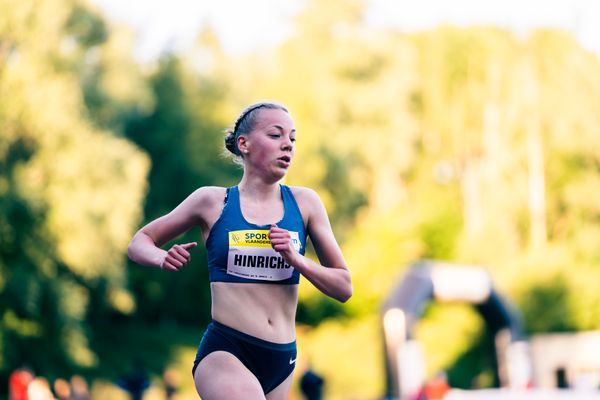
127, 187, 215, 271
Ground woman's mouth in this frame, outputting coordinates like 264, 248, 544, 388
277, 156, 291, 167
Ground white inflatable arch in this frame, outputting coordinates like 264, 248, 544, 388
381, 260, 530, 399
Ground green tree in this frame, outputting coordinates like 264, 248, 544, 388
0, 0, 148, 383
123, 51, 239, 326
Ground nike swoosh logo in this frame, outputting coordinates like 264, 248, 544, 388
289, 357, 296, 364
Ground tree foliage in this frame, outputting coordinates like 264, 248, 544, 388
0, 0, 148, 384
3, 0, 600, 398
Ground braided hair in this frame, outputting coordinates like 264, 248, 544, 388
224, 102, 289, 156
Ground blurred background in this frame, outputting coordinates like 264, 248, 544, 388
2, 0, 600, 399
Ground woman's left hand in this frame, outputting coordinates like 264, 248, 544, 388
269, 224, 302, 266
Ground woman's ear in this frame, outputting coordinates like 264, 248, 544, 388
238, 135, 249, 154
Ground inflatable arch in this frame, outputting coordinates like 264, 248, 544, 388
381, 260, 531, 399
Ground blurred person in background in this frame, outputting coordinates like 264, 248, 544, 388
128, 101, 352, 400
116, 361, 150, 400
9, 366, 34, 400
162, 368, 180, 400
299, 358, 324, 400
26, 377, 53, 400
423, 371, 450, 400
53, 378, 70, 400
69, 375, 90, 400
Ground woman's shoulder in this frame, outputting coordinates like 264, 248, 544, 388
287, 185, 317, 198
187, 186, 229, 208
286, 186, 330, 228
287, 186, 323, 209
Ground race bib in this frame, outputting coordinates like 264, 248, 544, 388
227, 229, 301, 281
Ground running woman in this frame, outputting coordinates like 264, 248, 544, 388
128, 102, 352, 400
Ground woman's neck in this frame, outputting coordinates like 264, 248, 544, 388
238, 175, 281, 202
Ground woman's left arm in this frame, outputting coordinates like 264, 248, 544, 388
269, 188, 352, 303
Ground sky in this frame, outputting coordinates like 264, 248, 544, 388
90, 0, 600, 62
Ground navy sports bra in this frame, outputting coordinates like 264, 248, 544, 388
206, 185, 306, 284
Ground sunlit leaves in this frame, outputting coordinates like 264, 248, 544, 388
0, 0, 149, 375
3, 0, 600, 395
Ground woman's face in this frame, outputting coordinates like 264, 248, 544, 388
240, 108, 296, 181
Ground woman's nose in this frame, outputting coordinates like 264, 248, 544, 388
281, 137, 293, 150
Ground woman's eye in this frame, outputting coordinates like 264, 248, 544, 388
269, 133, 280, 138
290, 137, 296, 142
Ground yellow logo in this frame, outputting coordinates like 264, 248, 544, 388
231, 232, 241, 244
228, 229, 301, 251
229, 230, 271, 247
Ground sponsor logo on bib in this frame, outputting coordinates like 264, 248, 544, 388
227, 230, 301, 281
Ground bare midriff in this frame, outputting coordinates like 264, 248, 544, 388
210, 282, 298, 343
